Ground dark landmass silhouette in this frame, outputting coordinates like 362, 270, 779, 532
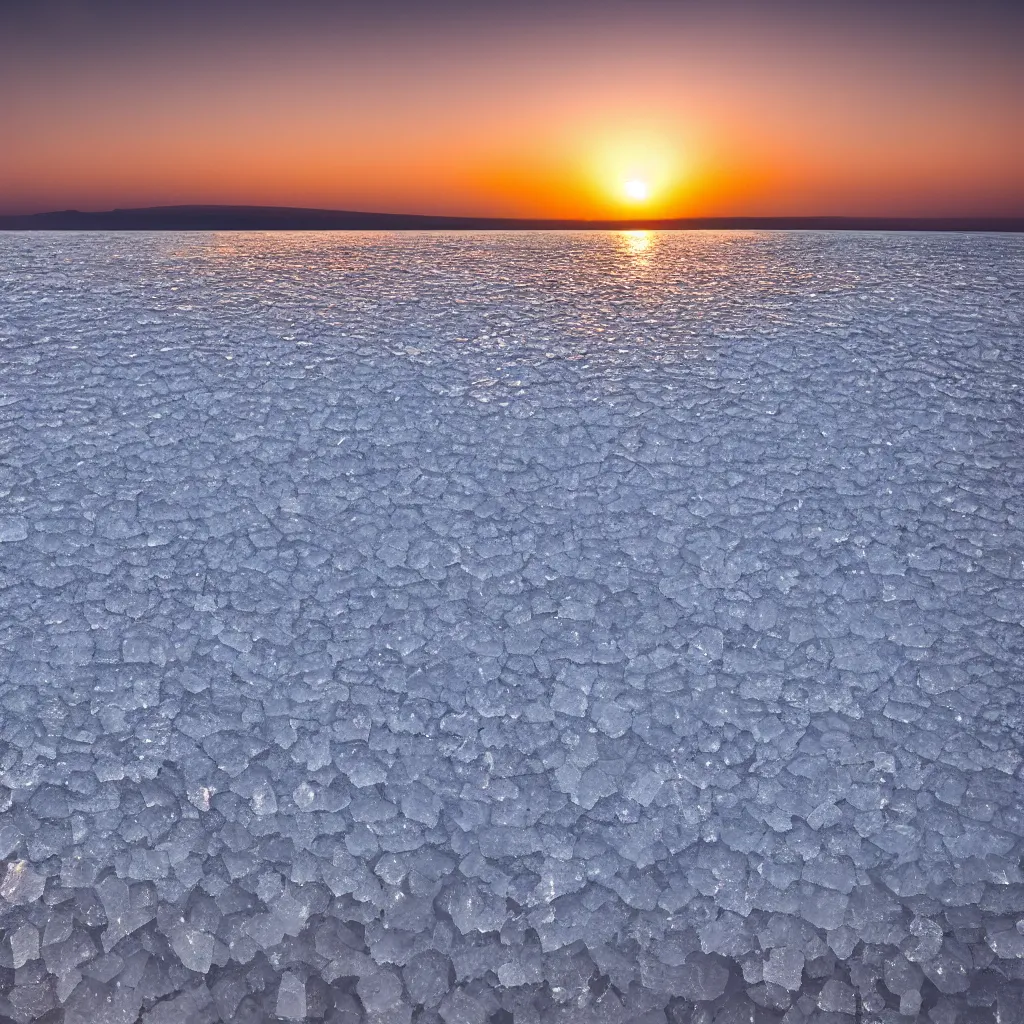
1, 205, 1022, 232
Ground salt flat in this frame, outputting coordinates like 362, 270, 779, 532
0, 230, 1022, 1022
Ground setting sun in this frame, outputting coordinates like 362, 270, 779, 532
582, 131, 688, 217
624, 179, 650, 201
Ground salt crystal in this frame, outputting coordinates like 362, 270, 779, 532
0, 860, 45, 905
276, 972, 307, 1021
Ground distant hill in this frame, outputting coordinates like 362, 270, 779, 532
1, 205, 1022, 232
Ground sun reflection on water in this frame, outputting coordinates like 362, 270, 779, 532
621, 229, 653, 257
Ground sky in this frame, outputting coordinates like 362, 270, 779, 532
1, 0, 1022, 218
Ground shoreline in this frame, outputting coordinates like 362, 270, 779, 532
2, 206, 1023, 233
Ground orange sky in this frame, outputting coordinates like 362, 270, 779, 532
2, 1, 1022, 217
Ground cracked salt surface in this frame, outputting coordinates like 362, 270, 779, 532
0, 229, 1023, 1022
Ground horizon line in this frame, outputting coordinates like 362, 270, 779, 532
2, 204, 1023, 233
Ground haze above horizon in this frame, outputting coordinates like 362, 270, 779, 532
2, 0, 1022, 219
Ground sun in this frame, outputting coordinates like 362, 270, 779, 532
624, 179, 650, 202
587, 130, 688, 214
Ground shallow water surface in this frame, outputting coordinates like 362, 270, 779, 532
1, 231, 1023, 1022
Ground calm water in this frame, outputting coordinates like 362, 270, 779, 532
1, 231, 1023, 1021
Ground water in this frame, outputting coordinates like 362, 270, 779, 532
0, 230, 1023, 1021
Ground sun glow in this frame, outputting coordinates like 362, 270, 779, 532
624, 179, 650, 202
586, 132, 688, 216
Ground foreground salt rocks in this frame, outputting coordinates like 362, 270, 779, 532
0, 230, 1022, 1022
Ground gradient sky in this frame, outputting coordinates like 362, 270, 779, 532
2, 0, 1022, 218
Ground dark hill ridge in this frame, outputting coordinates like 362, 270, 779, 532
1, 205, 1022, 231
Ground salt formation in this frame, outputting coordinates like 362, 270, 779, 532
0, 230, 1022, 1021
